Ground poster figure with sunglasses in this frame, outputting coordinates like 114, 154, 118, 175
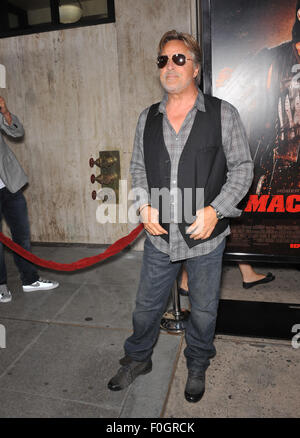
210, 0, 300, 258
107, 30, 253, 403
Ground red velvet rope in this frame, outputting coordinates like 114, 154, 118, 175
0, 224, 144, 271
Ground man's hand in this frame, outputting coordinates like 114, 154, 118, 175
140, 205, 168, 236
0, 96, 12, 125
0, 96, 9, 114
186, 206, 218, 240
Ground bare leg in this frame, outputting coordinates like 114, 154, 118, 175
182, 263, 274, 294
180, 265, 189, 291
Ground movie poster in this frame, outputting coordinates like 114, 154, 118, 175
206, 0, 300, 260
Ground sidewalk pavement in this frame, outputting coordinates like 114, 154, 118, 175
0, 243, 299, 418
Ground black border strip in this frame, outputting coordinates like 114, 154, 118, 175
200, 0, 212, 94
0, 0, 115, 39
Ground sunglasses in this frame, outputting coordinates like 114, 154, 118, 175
156, 53, 193, 69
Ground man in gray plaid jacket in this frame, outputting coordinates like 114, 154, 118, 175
108, 30, 253, 403
0, 96, 59, 303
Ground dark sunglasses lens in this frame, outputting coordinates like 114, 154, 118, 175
173, 54, 186, 66
157, 54, 187, 68
157, 56, 168, 68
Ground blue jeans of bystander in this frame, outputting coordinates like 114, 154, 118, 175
0, 188, 39, 286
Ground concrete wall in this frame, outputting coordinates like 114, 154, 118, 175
0, 0, 195, 246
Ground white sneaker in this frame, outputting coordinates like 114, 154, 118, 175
22, 277, 59, 292
0, 285, 12, 303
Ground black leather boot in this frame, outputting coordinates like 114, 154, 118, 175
108, 358, 152, 391
184, 371, 205, 403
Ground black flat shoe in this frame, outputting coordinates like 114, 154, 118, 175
178, 287, 189, 296
243, 272, 275, 289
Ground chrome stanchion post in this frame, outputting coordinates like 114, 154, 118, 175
160, 276, 190, 334
173, 279, 182, 319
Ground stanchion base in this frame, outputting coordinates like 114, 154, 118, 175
160, 309, 190, 334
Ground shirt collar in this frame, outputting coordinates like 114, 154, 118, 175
156, 89, 206, 115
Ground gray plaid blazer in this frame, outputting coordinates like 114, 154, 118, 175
0, 113, 28, 193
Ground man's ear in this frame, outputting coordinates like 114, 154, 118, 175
193, 65, 200, 79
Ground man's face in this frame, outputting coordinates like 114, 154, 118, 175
159, 40, 199, 94
298, 8, 300, 21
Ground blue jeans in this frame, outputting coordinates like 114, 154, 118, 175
0, 188, 39, 286
124, 237, 225, 372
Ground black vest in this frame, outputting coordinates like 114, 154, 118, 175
143, 94, 229, 248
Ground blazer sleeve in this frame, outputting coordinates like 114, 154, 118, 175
0, 113, 25, 138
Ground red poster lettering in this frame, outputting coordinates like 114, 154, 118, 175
244, 195, 300, 213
